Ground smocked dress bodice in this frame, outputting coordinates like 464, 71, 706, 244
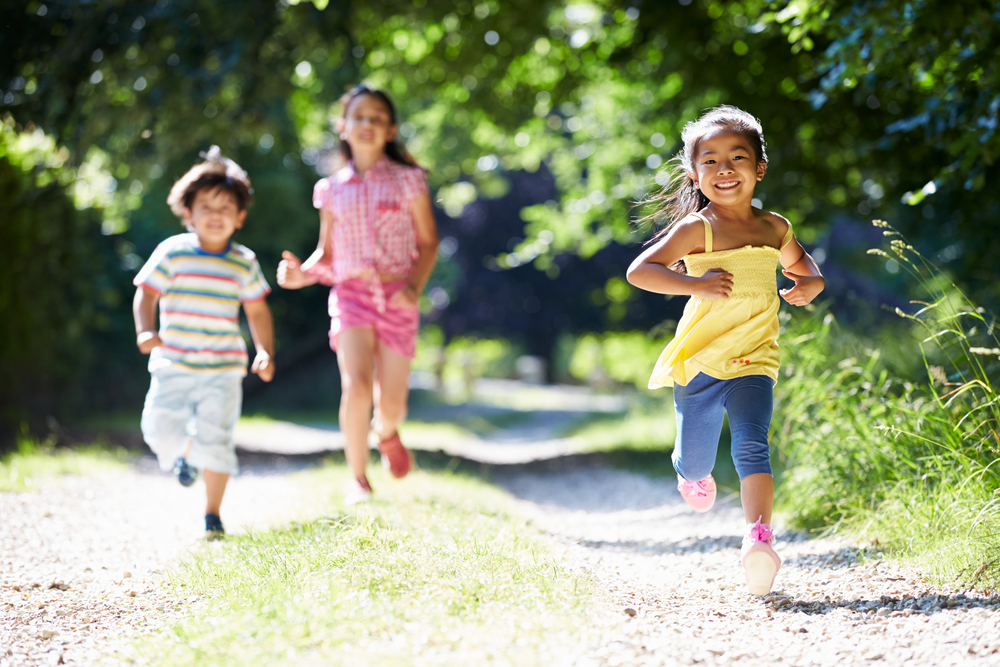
648, 212, 792, 389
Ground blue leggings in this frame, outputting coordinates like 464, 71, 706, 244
672, 373, 773, 481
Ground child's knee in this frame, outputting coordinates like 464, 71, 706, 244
187, 441, 239, 476
672, 450, 714, 482
341, 371, 374, 397
378, 396, 407, 425
141, 421, 188, 472
732, 441, 772, 479
141, 406, 188, 458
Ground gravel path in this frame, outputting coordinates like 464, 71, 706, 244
4, 394, 999, 666
496, 466, 1000, 666
0, 455, 326, 667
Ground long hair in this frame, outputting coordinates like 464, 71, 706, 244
337, 86, 421, 169
642, 105, 767, 244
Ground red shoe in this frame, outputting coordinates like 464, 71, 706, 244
377, 432, 411, 479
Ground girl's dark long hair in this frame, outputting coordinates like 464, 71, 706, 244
642, 105, 767, 244
338, 86, 421, 169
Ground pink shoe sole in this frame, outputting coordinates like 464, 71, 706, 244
742, 542, 781, 595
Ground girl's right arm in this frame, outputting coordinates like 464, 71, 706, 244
277, 210, 333, 289
626, 217, 734, 299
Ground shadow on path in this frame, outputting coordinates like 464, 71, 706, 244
764, 591, 1000, 617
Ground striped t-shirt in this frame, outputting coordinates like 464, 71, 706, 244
133, 233, 270, 374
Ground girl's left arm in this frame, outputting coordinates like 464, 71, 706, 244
391, 192, 439, 308
779, 234, 825, 306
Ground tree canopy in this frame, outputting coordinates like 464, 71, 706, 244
3, 0, 999, 437
5, 1, 997, 267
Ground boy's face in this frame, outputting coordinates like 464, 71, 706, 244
183, 187, 246, 252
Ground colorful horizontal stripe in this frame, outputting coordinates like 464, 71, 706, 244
134, 233, 270, 375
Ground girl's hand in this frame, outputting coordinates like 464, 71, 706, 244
136, 331, 163, 354
780, 270, 825, 306
251, 350, 274, 382
389, 285, 420, 309
693, 268, 734, 299
277, 251, 310, 289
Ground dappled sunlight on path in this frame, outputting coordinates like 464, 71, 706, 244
234, 378, 631, 464
495, 466, 1000, 666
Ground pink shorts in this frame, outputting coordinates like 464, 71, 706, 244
328, 279, 419, 359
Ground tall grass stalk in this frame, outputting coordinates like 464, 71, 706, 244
775, 220, 1000, 588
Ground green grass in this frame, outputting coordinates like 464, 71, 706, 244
560, 397, 674, 453
0, 439, 132, 492
139, 464, 602, 666
771, 221, 1000, 589
562, 400, 750, 495
397, 419, 480, 445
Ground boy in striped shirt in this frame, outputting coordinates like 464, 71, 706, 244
132, 147, 274, 539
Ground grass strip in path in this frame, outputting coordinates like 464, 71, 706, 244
138, 464, 602, 666
0, 440, 132, 492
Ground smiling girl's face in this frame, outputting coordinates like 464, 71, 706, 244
688, 128, 767, 206
338, 93, 396, 155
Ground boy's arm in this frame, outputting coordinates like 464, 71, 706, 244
133, 286, 163, 353
243, 298, 275, 382
778, 234, 825, 306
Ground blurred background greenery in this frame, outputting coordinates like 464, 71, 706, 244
3, 0, 1000, 581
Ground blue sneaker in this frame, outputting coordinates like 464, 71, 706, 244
204, 513, 225, 540
174, 457, 198, 487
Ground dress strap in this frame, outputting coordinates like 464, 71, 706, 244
690, 210, 713, 253
780, 221, 794, 249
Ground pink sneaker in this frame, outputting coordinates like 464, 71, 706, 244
742, 517, 781, 595
377, 432, 412, 479
677, 474, 716, 512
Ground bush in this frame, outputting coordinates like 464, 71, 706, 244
0, 122, 141, 446
565, 332, 671, 388
774, 222, 1000, 587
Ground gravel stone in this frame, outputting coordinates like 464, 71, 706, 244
495, 466, 1000, 667
0, 456, 325, 666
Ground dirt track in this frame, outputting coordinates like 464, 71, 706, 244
3, 384, 998, 665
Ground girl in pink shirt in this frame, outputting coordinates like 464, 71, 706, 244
278, 86, 439, 503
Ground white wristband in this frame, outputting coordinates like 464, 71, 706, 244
136, 331, 158, 345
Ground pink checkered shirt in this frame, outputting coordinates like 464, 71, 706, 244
306, 156, 428, 311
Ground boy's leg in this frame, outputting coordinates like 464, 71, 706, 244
723, 375, 775, 524
336, 327, 377, 480
188, 371, 243, 515
140, 368, 195, 472
671, 374, 726, 482
204, 470, 229, 516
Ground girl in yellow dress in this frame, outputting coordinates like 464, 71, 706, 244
626, 106, 825, 595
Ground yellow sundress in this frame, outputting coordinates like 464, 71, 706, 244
648, 211, 793, 389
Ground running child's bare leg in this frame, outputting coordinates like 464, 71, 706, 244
740, 473, 774, 525
204, 469, 229, 516
336, 327, 377, 480
371, 342, 414, 479
373, 343, 412, 441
